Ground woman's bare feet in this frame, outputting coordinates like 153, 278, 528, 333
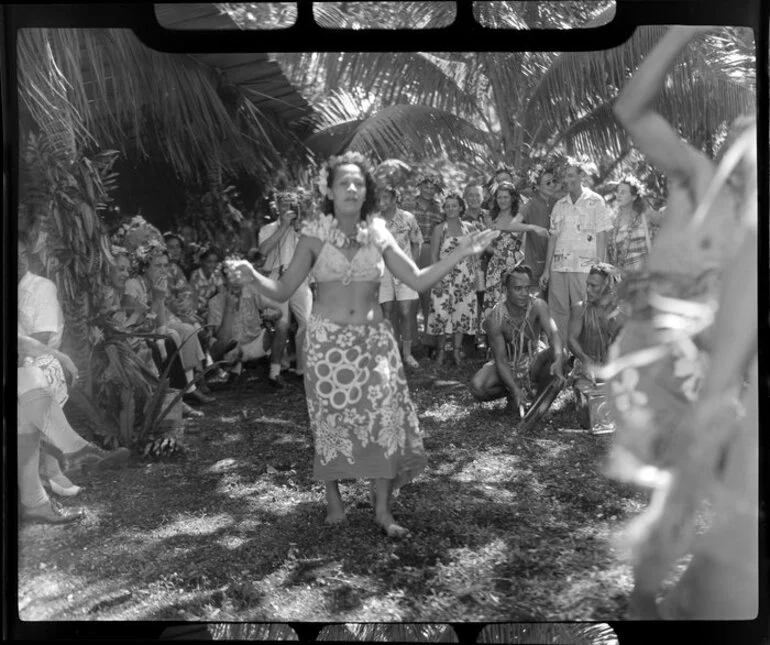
372, 478, 408, 537
375, 512, 409, 538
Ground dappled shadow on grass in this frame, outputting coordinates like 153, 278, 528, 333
18, 359, 641, 622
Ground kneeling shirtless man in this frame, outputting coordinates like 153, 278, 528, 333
470, 265, 565, 413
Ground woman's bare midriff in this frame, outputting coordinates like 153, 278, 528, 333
312, 281, 385, 325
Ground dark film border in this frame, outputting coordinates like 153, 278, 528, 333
3, 0, 767, 643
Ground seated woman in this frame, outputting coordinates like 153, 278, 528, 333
18, 334, 129, 522
470, 265, 564, 414
207, 264, 287, 386
567, 263, 626, 429
188, 245, 224, 322
124, 240, 214, 405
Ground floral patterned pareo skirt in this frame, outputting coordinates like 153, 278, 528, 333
304, 314, 427, 488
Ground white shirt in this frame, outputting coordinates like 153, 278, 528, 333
258, 221, 299, 274
549, 187, 613, 273
18, 271, 64, 349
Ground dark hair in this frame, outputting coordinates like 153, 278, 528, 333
503, 264, 533, 286
443, 191, 466, 216
322, 151, 378, 221
489, 181, 521, 221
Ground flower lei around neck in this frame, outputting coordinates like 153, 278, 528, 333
301, 213, 386, 250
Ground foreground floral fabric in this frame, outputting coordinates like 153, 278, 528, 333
304, 314, 427, 489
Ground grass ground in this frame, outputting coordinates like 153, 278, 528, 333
18, 349, 659, 622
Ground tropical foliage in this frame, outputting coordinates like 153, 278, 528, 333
247, 3, 755, 182
17, 27, 307, 185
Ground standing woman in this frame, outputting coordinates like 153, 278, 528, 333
427, 192, 479, 367
482, 182, 526, 323
228, 152, 497, 537
607, 175, 662, 275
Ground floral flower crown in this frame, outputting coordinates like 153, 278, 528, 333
526, 162, 556, 188
617, 174, 646, 197
131, 238, 167, 273
415, 173, 444, 192
564, 155, 598, 177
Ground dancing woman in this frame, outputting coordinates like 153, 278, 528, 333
229, 152, 497, 537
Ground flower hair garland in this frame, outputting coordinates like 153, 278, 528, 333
415, 172, 444, 193
618, 174, 647, 197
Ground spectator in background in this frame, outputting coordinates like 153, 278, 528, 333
377, 184, 423, 369
464, 181, 490, 326
567, 263, 626, 429
427, 192, 479, 367
407, 174, 444, 340
125, 240, 215, 405
482, 182, 526, 324
178, 224, 201, 278
18, 234, 130, 502
189, 246, 225, 322
540, 158, 613, 348
517, 165, 559, 291
207, 264, 288, 386
258, 189, 312, 380
607, 175, 663, 275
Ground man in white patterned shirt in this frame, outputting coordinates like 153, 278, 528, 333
376, 185, 423, 368
540, 158, 613, 347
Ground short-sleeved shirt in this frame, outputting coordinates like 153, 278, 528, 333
379, 209, 423, 260
403, 196, 443, 244
549, 187, 613, 273
18, 272, 64, 349
207, 284, 265, 345
519, 193, 557, 279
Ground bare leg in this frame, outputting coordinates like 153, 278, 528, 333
453, 332, 463, 366
324, 480, 346, 524
373, 478, 408, 538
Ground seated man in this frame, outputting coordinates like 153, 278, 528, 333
568, 263, 626, 429
207, 266, 288, 388
470, 265, 564, 413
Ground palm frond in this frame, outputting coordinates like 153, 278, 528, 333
312, 1, 456, 29
524, 24, 755, 152
18, 28, 304, 183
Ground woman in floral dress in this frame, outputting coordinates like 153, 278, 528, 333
227, 152, 497, 537
482, 182, 526, 323
427, 192, 479, 366
607, 175, 662, 275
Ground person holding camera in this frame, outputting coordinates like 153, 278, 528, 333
257, 190, 313, 381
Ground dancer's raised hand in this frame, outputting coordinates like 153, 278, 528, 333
457, 229, 500, 257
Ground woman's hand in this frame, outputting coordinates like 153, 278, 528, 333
457, 229, 500, 258
54, 350, 79, 384
529, 225, 549, 238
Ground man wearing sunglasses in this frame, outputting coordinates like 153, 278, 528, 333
518, 167, 559, 293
